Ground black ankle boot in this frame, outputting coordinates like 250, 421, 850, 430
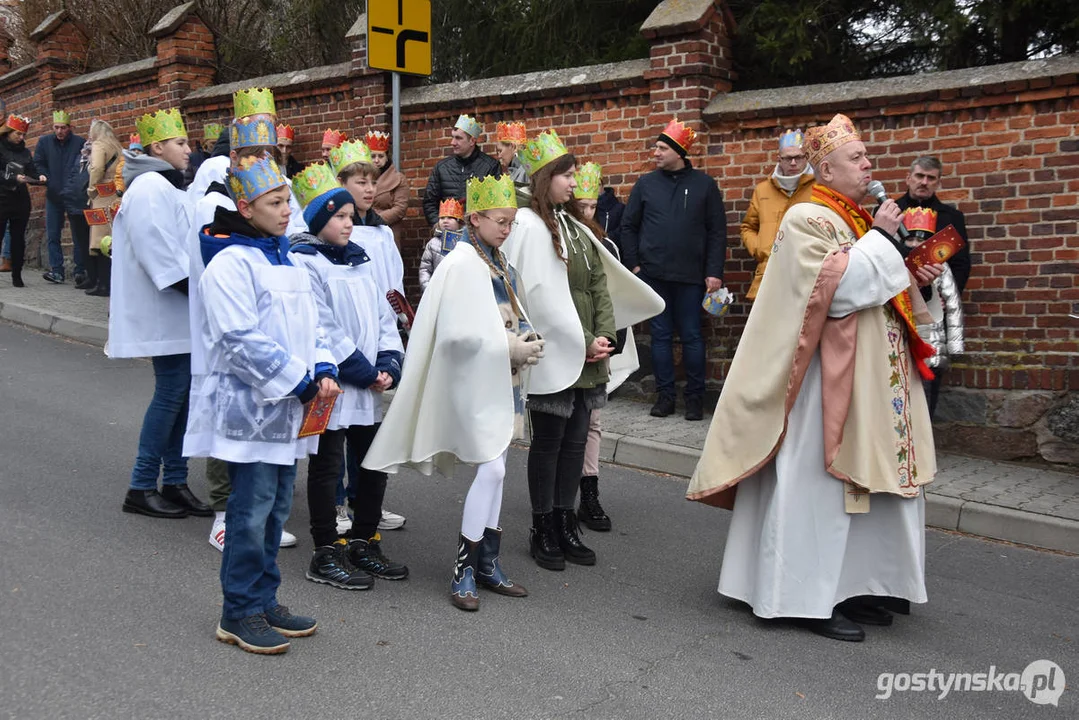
529, 512, 565, 571
577, 475, 611, 531
87, 255, 111, 296
554, 508, 596, 565
75, 256, 97, 290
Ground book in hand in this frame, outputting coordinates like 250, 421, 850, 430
298, 393, 337, 438
904, 224, 965, 272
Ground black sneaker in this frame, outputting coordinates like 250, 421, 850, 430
650, 395, 676, 417
42, 271, 64, 284
264, 604, 318, 637
216, 613, 290, 654
684, 395, 704, 421
348, 534, 409, 580
306, 540, 373, 590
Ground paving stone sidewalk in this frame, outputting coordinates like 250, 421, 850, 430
2, 277, 1077, 554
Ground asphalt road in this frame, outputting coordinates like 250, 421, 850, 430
1, 321, 1076, 720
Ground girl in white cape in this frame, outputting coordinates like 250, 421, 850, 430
363, 174, 545, 611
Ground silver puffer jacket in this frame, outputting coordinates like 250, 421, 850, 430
917, 264, 965, 369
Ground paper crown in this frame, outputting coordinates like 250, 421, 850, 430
230, 117, 277, 150
902, 207, 939, 234
227, 155, 288, 203
466, 175, 516, 214
805, 114, 860, 167
455, 114, 483, 138
204, 123, 224, 142
659, 118, 697, 153
779, 129, 804, 150
52, 110, 71, 125
233, 87, 276, 120
292, 162, 342, 209
438, 198, 464, 220
5, 115, 30, 133
574, 162, 602, 200
276, 124, 295, 142
496, 121, 527, 145
322, 128, 347, 147
129, 133, 141, 148
135, 109, 186, 146
365, 130, 390, 152
329, 139, 372, 174
517, 129, 568, 176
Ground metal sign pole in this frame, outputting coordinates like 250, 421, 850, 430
392, 72, 401, 170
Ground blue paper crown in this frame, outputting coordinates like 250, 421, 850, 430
230, 117, 277, 150
779, 129, 804, 150
227, 156, 288, 203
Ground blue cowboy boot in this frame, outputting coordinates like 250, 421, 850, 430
476, 527, 528, 597
450, 534, 481, 611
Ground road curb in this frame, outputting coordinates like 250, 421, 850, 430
0, 301, 107, 347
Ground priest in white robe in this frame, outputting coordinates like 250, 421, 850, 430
687, 114, 945, 642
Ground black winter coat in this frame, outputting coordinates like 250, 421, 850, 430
421, 147, 500, 226
896, 192, 972, 294
621, 160, 727, 284
595, 187, 625, 256
0, 137, 38, 212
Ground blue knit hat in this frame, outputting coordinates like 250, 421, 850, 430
302, 187, 355, 237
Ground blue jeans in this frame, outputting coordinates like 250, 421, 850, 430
129, 353, 191, 490
221, 461, 297, 620
642, 275, 707, 398
1, 226, 10, 259
44, 200, 88, 277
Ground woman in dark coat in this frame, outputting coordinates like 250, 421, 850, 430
0, 115, 47, 287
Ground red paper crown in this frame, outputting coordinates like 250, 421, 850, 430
5, 115, 30, 133
129, 132, 141, 146
902, 207, 938, 234
276, 124, 295, 142
660, 118, 697, 152
438, 198, 464, 220
365, 130, 390, 152
322, 128, 347, 147
496, 121, 527, 145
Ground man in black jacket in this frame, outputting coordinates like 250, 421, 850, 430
34, 110, 88, 284
622, 120, 727, 421
421, 114, 500, 227
895, 156, 971, 293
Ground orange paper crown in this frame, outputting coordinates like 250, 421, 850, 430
659, 118, 697, 153
496, 121, 527, 145
129, 132, 141, 147
365, 130, 390, 152
438, 198, 464, 220
277, 124, 295, 142
902, 206, 939, 234
322, 128, 347, 147
4, 115, 30, 133
804, 114, 860, 167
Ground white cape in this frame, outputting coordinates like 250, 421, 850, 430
362, 243, 515, 476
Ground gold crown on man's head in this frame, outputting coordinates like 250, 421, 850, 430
233, 87, 276, 120
804, 114, 860, 167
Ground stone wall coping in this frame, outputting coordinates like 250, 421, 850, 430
54, 57, 156, 94
150, 2, 198, 38
640, 0, 717, 38
182, 62, 351, 105
400, 58, 651, 111
29, 10, 66, 41
0, 62, 39, 89
345, 13, 367, 40
705, 54, 1079, 121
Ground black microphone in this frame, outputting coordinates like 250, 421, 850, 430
866, 180, 910, 240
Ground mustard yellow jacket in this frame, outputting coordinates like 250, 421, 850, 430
740, 172, 815, 300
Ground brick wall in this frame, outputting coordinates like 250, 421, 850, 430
1, 1, 1077, 465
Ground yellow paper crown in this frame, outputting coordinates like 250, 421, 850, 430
804, 114, 860, 167
517, 129, 568, 176
135, 109, 187, 146
329, 139, 372, 175
292, 162, 342, 209
466, 175, 517, 214
204, 123, 224, 142
574, 162, 602, 200
52, 110, 71, 125
233, 87, 276, 120
227, 155, 288, 204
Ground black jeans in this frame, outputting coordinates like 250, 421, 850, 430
527, 390, 592, 514
923, 375, 942, 421
0, 195, 29, 276
306, 424, 386, 547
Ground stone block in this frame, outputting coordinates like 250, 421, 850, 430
925, 493, 963, 531
935, 424, 1038, 461
992, 390, 1056, 428
934, 388, 988, 424
613, 436, 700, 478
1045, 392, 1079, 443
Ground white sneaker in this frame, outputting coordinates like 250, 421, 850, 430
209, 515, 226, 552
280, 529, 298, 548
378, 508, 406, 531
335, 505, 353, 535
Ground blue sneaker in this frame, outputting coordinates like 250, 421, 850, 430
264, 605, 317, 638
216, 613, 290, 654
42, 271, 64, 284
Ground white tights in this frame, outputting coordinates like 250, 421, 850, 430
460, 451, 507, 541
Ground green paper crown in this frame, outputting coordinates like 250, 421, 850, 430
233, 87, 276, 120
293, 162, 342, 209
466, 175, 517, 214
227, 155, 287, 203
329, 139, 372, 175
574, 162, 602, 200
204, 123, 224, 142
517, 129, 568, 176
52, 110, 71, 125
135, 109, 187, 146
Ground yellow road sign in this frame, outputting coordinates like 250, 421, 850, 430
368, 0, 432, 76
